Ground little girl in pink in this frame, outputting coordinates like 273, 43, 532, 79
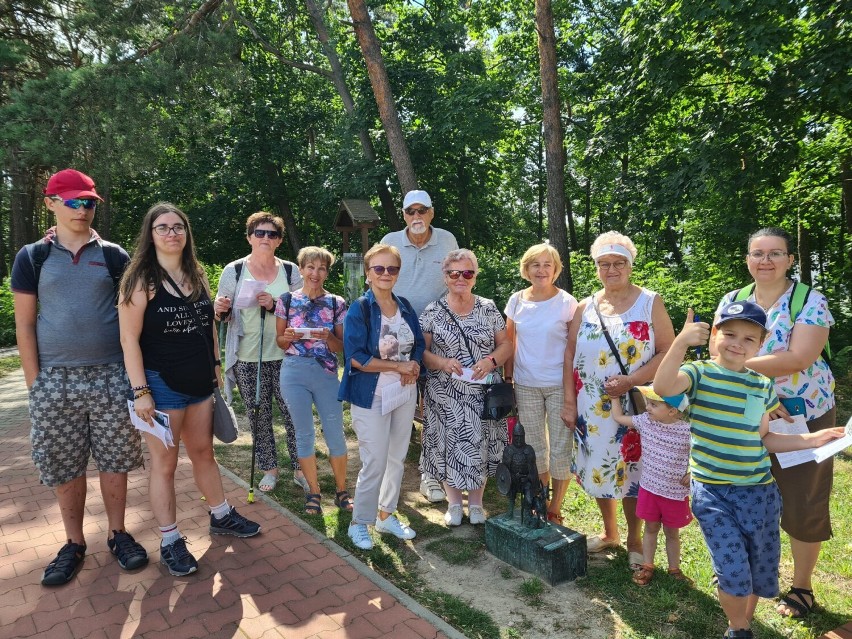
611, 386, 692, 586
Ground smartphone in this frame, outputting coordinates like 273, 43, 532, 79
780, 397, 807, 416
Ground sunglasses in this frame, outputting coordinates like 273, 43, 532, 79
368, 265, 401, 276
404, 207, 430, 216
252, 229, 282, 239
152, 223, 187, 236
445, 269, 476, 280
50, 196, 97, 210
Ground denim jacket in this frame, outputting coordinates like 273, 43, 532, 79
338, 289, 426, 409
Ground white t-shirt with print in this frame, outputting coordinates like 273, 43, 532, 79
718, 283, 835, 419
375, 309, 415, 393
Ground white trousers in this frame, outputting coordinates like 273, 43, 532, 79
351, 392, 417, 525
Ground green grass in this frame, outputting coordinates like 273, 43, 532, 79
0, 355, 21, 378
518, 577, 545, 607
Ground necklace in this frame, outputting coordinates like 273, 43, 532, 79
165, 270, 186, 287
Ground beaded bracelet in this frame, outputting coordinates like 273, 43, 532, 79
131, 384, 150, 392
134, 388, 152, 400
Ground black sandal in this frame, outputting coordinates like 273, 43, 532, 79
777, 587, 815, 618
723, 630, 753, 639
304, 493, 322, 515
334, 490, 354, 512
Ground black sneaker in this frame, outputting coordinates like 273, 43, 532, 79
108, 531, 149, 570
210, 507, 261, 537
159, 537, 198, 576
42, 542, 86, 586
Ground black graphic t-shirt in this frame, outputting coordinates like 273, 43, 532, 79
140, 284, 216, 396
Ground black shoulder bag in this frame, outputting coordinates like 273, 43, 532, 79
591, 298, 646, 416
439, 300, 514, 421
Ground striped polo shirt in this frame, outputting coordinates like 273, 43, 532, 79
681, 360, 780, 485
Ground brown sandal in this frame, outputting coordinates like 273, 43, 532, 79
667, 568, 694, 585
632, 563, 654, 586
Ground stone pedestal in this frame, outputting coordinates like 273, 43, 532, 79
485, 513, 587, 585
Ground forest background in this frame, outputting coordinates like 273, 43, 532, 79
0, 0, 850, 369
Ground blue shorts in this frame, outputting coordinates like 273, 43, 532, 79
146, 369, 211, 410
691, 480, 781, 598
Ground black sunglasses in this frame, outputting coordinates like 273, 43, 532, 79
445, 269, 476, 280
368, 265, 401, 276
252, 229, 282, 239
403, 207, 430, 216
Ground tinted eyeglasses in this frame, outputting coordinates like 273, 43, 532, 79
445, 269, 476, 280
404, 207, 430, 216
252, 229, 282, 239
50, 196, 97, 210
368, 265, 401, 276
152, 223, 187, 236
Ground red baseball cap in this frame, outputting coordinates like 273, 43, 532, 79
44, 169, 103, 201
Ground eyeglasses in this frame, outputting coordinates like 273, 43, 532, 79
152, 223, 187, 236
252, 229, 282, 239
445, 269, 476, 280
747, 250, 788, 262
368, 265, 400, 276
596, 260, 628, 271
50, 196, 97, 210
404, 207, 430, 216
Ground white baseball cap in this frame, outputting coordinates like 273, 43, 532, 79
403, 190, 432, 209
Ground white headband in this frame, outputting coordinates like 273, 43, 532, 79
594, 243, 634, 264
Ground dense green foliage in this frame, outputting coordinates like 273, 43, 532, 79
1, 0, 849, 351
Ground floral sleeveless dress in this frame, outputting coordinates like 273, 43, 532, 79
572, 288, 657, 499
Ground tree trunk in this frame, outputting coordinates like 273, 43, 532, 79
457, 152, 471, 246
346, 0, 418, 195
583, 178, 591, 251
9, 160, 38, 252
303, 0, 401, 231
264, 162, 302, 257
535, 0, 572, 292
797, 221, 812, 285
842, 156, 852, 234
98, 173, 112, 240
537, 124, 544, 242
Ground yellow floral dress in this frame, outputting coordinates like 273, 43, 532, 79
572, 288, 657, 498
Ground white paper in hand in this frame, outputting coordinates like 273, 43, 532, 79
451, 367, 490, 385
381, 381, 416, 415
234, 279, 269, 309
128, 400, 174, 448
769, 415, 815, 468
811, 415, 852, 463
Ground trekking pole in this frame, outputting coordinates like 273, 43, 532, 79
247, 306, 266, 503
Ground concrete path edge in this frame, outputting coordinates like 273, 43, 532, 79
218, 465, 469, 639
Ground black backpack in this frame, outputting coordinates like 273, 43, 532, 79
27, 240, 127, 304
234, 258, 292, 285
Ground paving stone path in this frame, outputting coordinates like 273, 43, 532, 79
0, 368, 458, 639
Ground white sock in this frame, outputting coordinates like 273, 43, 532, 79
159, 523, 180, 547
210, 500, 231, 519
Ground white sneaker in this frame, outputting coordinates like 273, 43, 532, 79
420, 477, 446, 503
375, 514, 416, 540
444, 504, 463, 527
348, 523, 373, 550
468, 505, 487, 525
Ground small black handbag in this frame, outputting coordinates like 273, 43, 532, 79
440, 300, 515, 421
482, 381, 516, 421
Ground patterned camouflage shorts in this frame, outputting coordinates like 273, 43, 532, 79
29, 362, 144, 487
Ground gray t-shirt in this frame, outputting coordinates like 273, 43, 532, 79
381, 226, 458, 317
11, 231, 127, 367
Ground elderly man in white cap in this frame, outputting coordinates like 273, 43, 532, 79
381, 189, 458, 503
